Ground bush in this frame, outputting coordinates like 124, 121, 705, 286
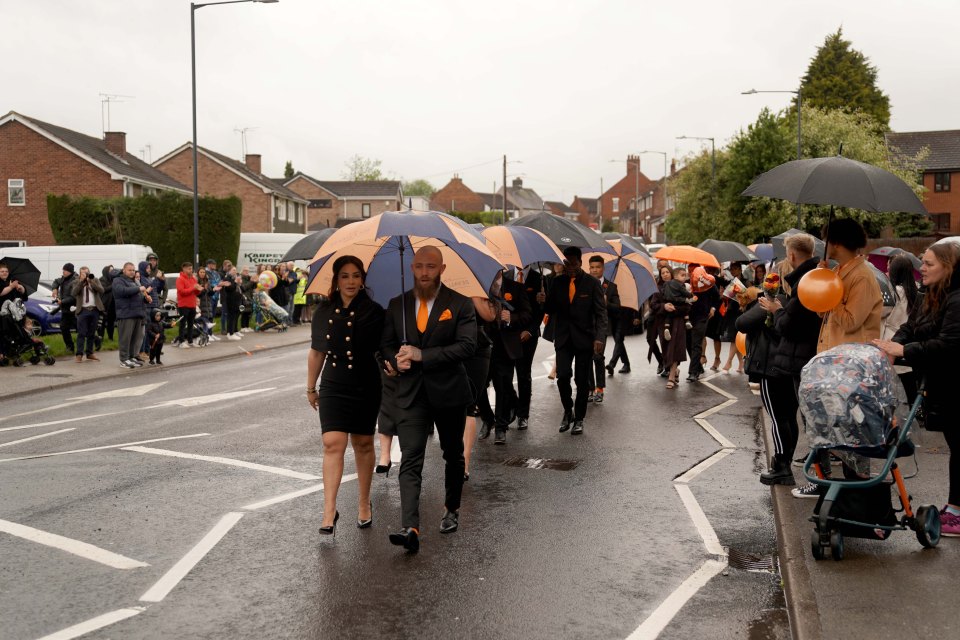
47, 193, 242, 272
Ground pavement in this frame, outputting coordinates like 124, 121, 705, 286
761, 398, 958, 640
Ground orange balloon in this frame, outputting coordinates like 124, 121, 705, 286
797, 268, 844, 313
735, 332, 747, 356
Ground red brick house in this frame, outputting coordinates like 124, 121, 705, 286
282, 172, 402, 230
545, 200, 577, 220
0, 111, 190, 246
154, 143, 308, 234
570, 196, 599, 228
430, 175, 485, 213
598, 155, 655, 233
887, 130, 960, 235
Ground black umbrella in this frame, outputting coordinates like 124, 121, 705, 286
741, 155, 927, 215
697, 239, 759, 264
602, 232, 650, 256
0, 256, 41, 294
506, 211, 609, 250
771, 228, 826, 261
281, 228, 338, 262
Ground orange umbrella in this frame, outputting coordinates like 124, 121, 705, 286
653, 245, 721, 269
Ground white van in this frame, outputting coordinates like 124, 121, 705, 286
237, 232, 307, 270
0, 244, 155, 283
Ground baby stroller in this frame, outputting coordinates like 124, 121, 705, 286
798, 343, 939, 561
0, 299, 55, 366
252, 290, 289, 332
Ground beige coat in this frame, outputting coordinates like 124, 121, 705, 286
817, 256, 882, 352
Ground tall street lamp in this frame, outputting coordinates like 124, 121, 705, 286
191, 0, 278, 268
676, 135, 716, 216
639, 150, 668, 239
742, 87, 803, 227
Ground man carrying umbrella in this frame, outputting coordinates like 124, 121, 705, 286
381, 246, 478, 553
484, 270, 532, 444
539, 246, 608, 435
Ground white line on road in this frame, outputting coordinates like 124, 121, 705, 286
0, 428, 74, 448
122, 446, 320, 480
693, 417, 737, 449
0, 412, 124, 433
0, 433, 210, 463
674, 484, 726, 558
140, 512, 244, 603
242, 473, 358, 511
674, 448, 734, 485
150, 388, 276, 408
625, 560, 727, 640
36, 606, 147, 640
0, 382, 170, 424
0, 519, 149, 570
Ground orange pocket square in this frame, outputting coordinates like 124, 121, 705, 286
438, 309, 453, 321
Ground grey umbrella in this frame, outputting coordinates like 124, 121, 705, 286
697, 239, 759, 264
771, 228, 827, 260
741, 155, 927, 215
281, 228, 338, 262
506, 211, 609, 250
602, 232, 650, 256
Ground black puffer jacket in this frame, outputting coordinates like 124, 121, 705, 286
771, 257, 822, 377
735, 298, 783, 378
893, 267, 960, 430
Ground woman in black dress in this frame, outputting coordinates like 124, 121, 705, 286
306, 256, 385, 535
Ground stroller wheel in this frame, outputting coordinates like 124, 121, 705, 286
11, 356, 23, 367
44, 356, 56, 366
915, 505, 941, 548
810, 528, 825, 560
830, 530, 844, 561
30, 354, 41, 365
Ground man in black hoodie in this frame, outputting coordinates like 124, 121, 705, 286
52, 263, 78, 352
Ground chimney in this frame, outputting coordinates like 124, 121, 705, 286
104, 131, 127, 155
670, 159, 677, 175
245, 153, 262, 174
627, 154, 639, 174
512, 177, 523, 188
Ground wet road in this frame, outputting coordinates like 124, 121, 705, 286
0, 336, 788, 639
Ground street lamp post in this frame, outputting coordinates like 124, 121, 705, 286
676, 135, 716, 216
742, 87, 803, 227
639, 150, 668, 239
191, 0, 278, 268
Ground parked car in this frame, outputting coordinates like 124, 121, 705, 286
26, 283, 62, 336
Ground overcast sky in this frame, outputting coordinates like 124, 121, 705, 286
7, 0, 958, 203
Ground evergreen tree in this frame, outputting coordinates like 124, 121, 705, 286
284, 160, 294, 179
800, 28, 891, 130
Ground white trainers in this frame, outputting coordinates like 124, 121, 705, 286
179, 342, 191, 349
228, 334, 242, 341
209, 334, 220, 342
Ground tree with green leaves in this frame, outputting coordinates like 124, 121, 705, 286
342, 155, 384, 181
284, 160, 294, 179
800, 28, 891, 130
401, 179, 436, 197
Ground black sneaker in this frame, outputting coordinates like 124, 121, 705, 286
478, 420, 492, 439
120, 360, 136, 369
559, 410, 573, 433
571, 420, 584, 435
494, 429, 506, 445
440, 510, 459, 534
517, 418, 528, 431
791, 483, 821, 499
587, 392, 595, 403
605, 364, 615, 376
618, 366, 631, 373
594, 389, 604, 403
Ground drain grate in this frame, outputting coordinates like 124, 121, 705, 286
502, 456, 579, 471
727, 548, 776, 573
28, 373, 72, 378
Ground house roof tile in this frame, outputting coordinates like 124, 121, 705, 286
886, 130, 960, 172
286, 173, 401, 198
199, 147, 307, 201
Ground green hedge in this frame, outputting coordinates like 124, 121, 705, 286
47, 193, 242, 272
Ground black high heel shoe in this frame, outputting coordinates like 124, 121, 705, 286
374, 462, 392, 477
357, 503, 373, 529
318, 511, 340, 536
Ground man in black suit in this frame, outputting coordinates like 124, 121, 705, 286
381, 246, 478, 552
539, 247, 607, 435
514, 265, 545, 430
587, 255, 620, 403
484, 271, 532, 444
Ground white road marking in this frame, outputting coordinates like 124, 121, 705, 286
67, 382, 168, 402
0, 433, 210, 463
140, 512, 244, 603
150, 388, 276, 408
242, 473, 358, 511
674, 484, 726, 558
233, 375, 285, 391
122, 446, 320, 480
0, 412, 123, 433
626, 560, 727, 640
0, 519, 149, 570
693, 417, 736, 449
36, 606, 147, 640
0, 428, 74, 448
674, 448, 734, 485
0, 400, 88, 423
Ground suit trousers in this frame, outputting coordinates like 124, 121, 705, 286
556, 344, 592, 420
609, 329, 630, 369
76, 309, 99, 356
515, 337, 538, 420
490, 352, 517, 429
396, 389, 468, 530
117, 318, 143, 362
590, 337, 607, 390
686, 317, 709, 376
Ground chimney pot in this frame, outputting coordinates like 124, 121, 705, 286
245, 154, 262, 174
104, 131, 127, 155
512, 177, 523, 188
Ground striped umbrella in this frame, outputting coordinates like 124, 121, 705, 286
306, 211, 503, 315
583, 239, 658, 311
481, 225, 565, 269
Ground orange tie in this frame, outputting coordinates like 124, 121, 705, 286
568, 277, 576, 303
417, 298, 429, 333
517, 270, 524, 284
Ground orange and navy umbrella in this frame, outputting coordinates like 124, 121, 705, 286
481, 225, 564, 269
584, 239, 658, 311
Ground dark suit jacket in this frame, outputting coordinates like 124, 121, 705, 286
600, 278, 620, 338
381, 284, 478, 409
520, 268, 546, 337
490, 277, 533, 360
543, 270, 608, 351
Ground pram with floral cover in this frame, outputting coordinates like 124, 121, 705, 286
798, 342, 939, 560
0, 299, 55, 366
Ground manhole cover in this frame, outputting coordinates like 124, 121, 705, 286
727, 548, 776, 573
502, 456, 579, 471
28, 373, 72, 378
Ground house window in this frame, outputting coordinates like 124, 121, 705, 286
7, 179, 24, 206
276, 199, 286, 221
612, 197, 619, 213
932, 213, 951, 232
309, 199, 332, 208
362, 203, 371, 218
934, 172, 952, 193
